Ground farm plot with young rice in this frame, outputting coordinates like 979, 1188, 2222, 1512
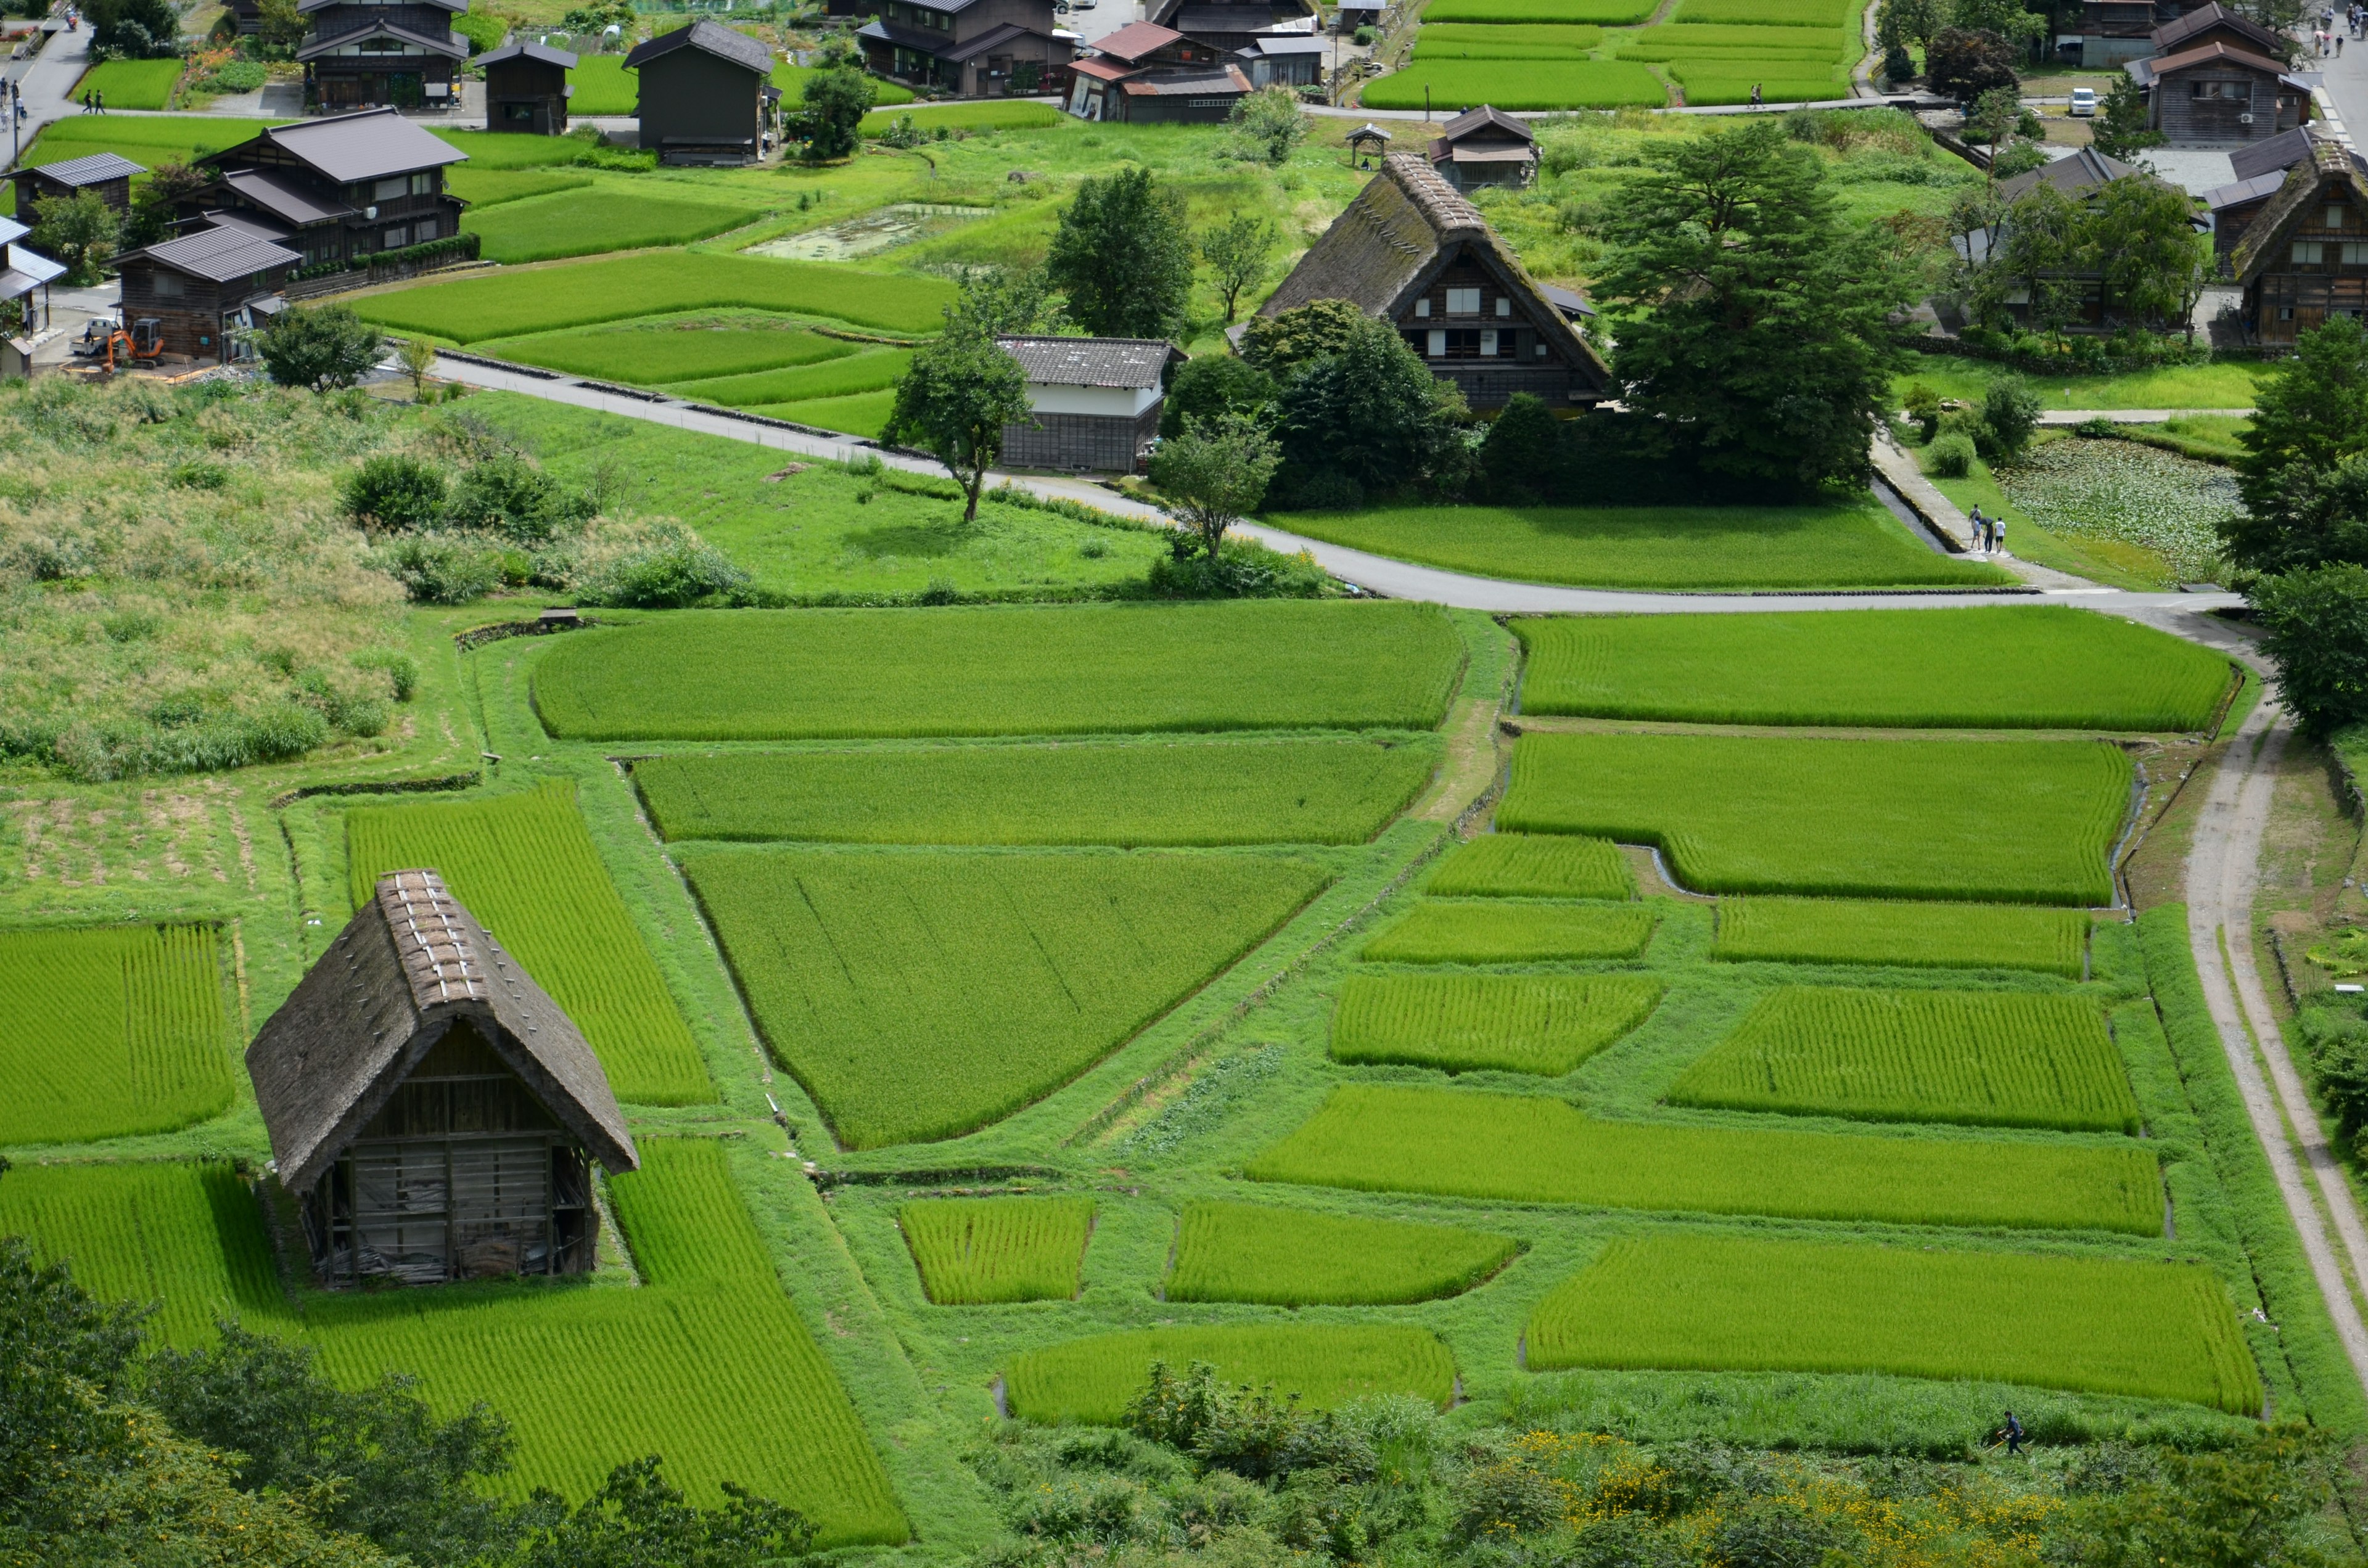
1667, 987, 2141, 1133
633, 736, 1440, 847
353, 252, 958, 343
345, 781, 712, 1105
1248, 1085, 2164, 1234
308, 1139, 906, 1543
533, 603, 1464, 742
1421, 0, 1653, 18
662, 348, 914, 410
900, 1196, 1095, 1304
1527, 1233, 2261, 1414
1165, 1201, 1519, 1306
1424, 833, 1635, 900
462, 187, 767, 265
1413, 22, 1603, 53
1513, 608, 2233, 731
1331, 972, 1665, 1075
1364, 60, 1668, 110
0, 924, 232, 1146
1005, 1324, 1457, 1424
72, 59, 184, 110
1714, 898, 2090, 977
0, 1160, 290, 1347
679, 847, 1331, 1147
1498, 732, 2132, 905
1360, 900, 1656, 964
472, 313, 863, 385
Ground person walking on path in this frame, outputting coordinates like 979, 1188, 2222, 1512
1968, 504, 1988, 553
1991, 512, 2008, 557
2002, 1410, 2025, 1455
93, 88, 102, 112
1750, 83, 1762, 105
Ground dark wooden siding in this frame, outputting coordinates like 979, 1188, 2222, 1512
487, 56, 569, 131
2152, 60, 2303, 142
1001, 401, 1161, 470
636, 49, 767, 162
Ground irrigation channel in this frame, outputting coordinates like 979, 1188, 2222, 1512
430, 356, 2364, 1400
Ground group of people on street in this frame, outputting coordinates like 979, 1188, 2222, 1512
2315, 6, 2359, 54
1967, 504, 2009, 557
76, 88, 104, 113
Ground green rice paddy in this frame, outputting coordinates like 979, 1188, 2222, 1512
0, 924, 231, 1147
1364, 60, 1669, 110
462, 188, 766, 265
901, 1196, 1095, 1304
1423, 833, 1635, 900
1714, 898, 2091, 977
1360, 900, 1656, 964
1166, 1201, 1518, 1306
1005, 1324, 1458, 1424
474, 313, 860, 385
1331, 972, 1666, 1075
70, 58, 183, 110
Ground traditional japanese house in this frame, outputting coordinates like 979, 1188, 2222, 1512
1428, 105, 1537, 191
11, 151, 142, 219
1257, 151, 1610, 411
480, 39, 575, 133
852, 0, 1072, 96
1952, 147, 2198, 329
1149, 0, 1317, 53
113, 224, 300, 362
624, 20, 778, 165
296, 0, 471, 109
189, 110, 466, 269
247, 869, 639, 1288
2149, 2, 2286, 60
997, 335, 1181, 471
2126, 38, 2311, 143
2203, 125, 2325, 269
1066, 21, 1248, 120
2233, 139, 2368, 343
2069, 0, 2235, 67
1236, 31, 1325, 87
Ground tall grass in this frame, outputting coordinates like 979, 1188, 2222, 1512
1005, 1324, 1457, 1424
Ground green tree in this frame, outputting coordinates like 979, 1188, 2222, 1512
800, 65, 876, 160
1238, 298, 1367, 378
1159, 352, 1276, 437
258, 304, 384, 392
2238, 314, 2368, 491
1923, 26, 2018, 102
1199, 211, 1278, 322
514, 1456, 815, 1568
1227, 84, 1307, 165
123, 160, 215, 248
882, 308, 1030, 522
1974, 375, 2041, 462
1595, 117, 1910, 490
1271, 311, 1467, 499
255, 0, 306, 50
1874, 0, 1941, 51
31, 190, 119, 287
84, 0, 179, 55
2087, 174, 2207, 337
1479, 393, 1563, 503
1149, 413, 1283, 559
1045, 166, 1195, 340
2222, 453, 2368, 575
2089, 75, 2164, 162
395, 336, 440, 398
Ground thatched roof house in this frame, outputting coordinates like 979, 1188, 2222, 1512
248, 868, 637, 1287
1257, 150, 1610, 412
2232, 138, 2368, 343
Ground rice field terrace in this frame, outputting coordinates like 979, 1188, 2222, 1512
1330, 972, 1666, 1075
1423, 832, 1638, 900
1514, 608, 2235, 731
1359, 900, 1657, 964
1165, 1201, 1519, 1306
901, 1196, 1095, 1304
1499, 731, 2133, 905
1712, 897, 2093, 976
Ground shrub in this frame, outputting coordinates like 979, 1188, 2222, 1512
1902, 382, 1940, 442
446, 452, 584, 543
1159, 354, 1276, 438
2074, 415, 2118, 439
1145, 536, 1329, 598
2256, 564, 2368, 736
1928, 431, 1977, 477
372, 533, 502, 604
340, 453, 448, 531
351, 647, 419, 702
258, 303, 382, 392
575, 527, 750, 607
1976, 375, 2043, 462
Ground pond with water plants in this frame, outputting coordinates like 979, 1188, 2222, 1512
1992, 436, 2238, 583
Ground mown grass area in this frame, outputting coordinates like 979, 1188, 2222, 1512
1333, 972, 1666, 1075
634, 736, 1441, 847
901, 1196, 1094, 1304
1893, 351, 2264, 412
1271, 501, 2010, 591
72, 58, 184, 110
680, 846, 1330, 1147
0, 924, 231, 1147
1527, 1233, 2261, 1414
353, 251, 957, 342
1423, 833, 1635, 900
1499, 732, 2132, 905
1513, 607, 2234, 731
1668, 986, 2141, 1133
462, 186, 769, 264
345, 780, 713, 1106
1248, 1085, 2164, 1234
1006, 1324, 1458, 1424
473, 311, 862, 384
1360, 900, 1656, 964
532, 603, 1466, 743
1714, 898, 2090, 977
1166, 1201, 1519, 1306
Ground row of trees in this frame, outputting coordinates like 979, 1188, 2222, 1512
1950, 171, 2211, 339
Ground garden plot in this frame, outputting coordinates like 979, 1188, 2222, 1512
750, 202, 990, 262
1360, 900, 1656, 964
533, 602, 1464, 743
1498, 732, 2132, 905
1513, 607, 2232, 731
1331, 972, 1665, 1075
1166, 1201, 1518, 1305
1424, 833, 1635, 900
1992, 439, 2240, 585
72, 59, 183, 110
1248, 1084, 2164, 1234
1005, 1324, 1457, 1424
474, 312, 862, 385
462, 187, 766, 265
345, 780, 712, 1106
1714, 897, 2090, 977
353, 252, 957, 343
634, 735, 1439, 847
679, 846, 1330, 1147
1527, 1233, 2261, 1414
902, 1196, 1095, 1303
1668, 987, 2140, 1133
0, 923, 231, 1146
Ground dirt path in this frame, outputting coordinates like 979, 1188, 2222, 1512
2187, 688, 2368, 1394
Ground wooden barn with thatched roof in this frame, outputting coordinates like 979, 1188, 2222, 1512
247, 868, 637, 1287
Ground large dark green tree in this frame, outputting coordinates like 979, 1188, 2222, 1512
1595, 117, 1911, 491
1044, 166, 1195, 340
2223, 316, 2368, 575
1270, 311, 1467, 501
258, 304, 384, 392
882, 286, 1031, 522
798, 66, 875, 162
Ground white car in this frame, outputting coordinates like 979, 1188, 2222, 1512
2069, 86, 2097, 115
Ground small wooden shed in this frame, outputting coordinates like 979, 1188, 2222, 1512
12, 151, 145, 218
247, 868, 638, 1287
480, 39, 576, 134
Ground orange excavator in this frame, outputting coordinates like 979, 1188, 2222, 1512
80, 317, 162, 373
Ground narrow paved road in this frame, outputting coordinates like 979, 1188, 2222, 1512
2187, 689, 2368, 1394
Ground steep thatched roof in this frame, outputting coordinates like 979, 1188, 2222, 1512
247, 869, 637, 1192
2235, 139, 2368, 283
